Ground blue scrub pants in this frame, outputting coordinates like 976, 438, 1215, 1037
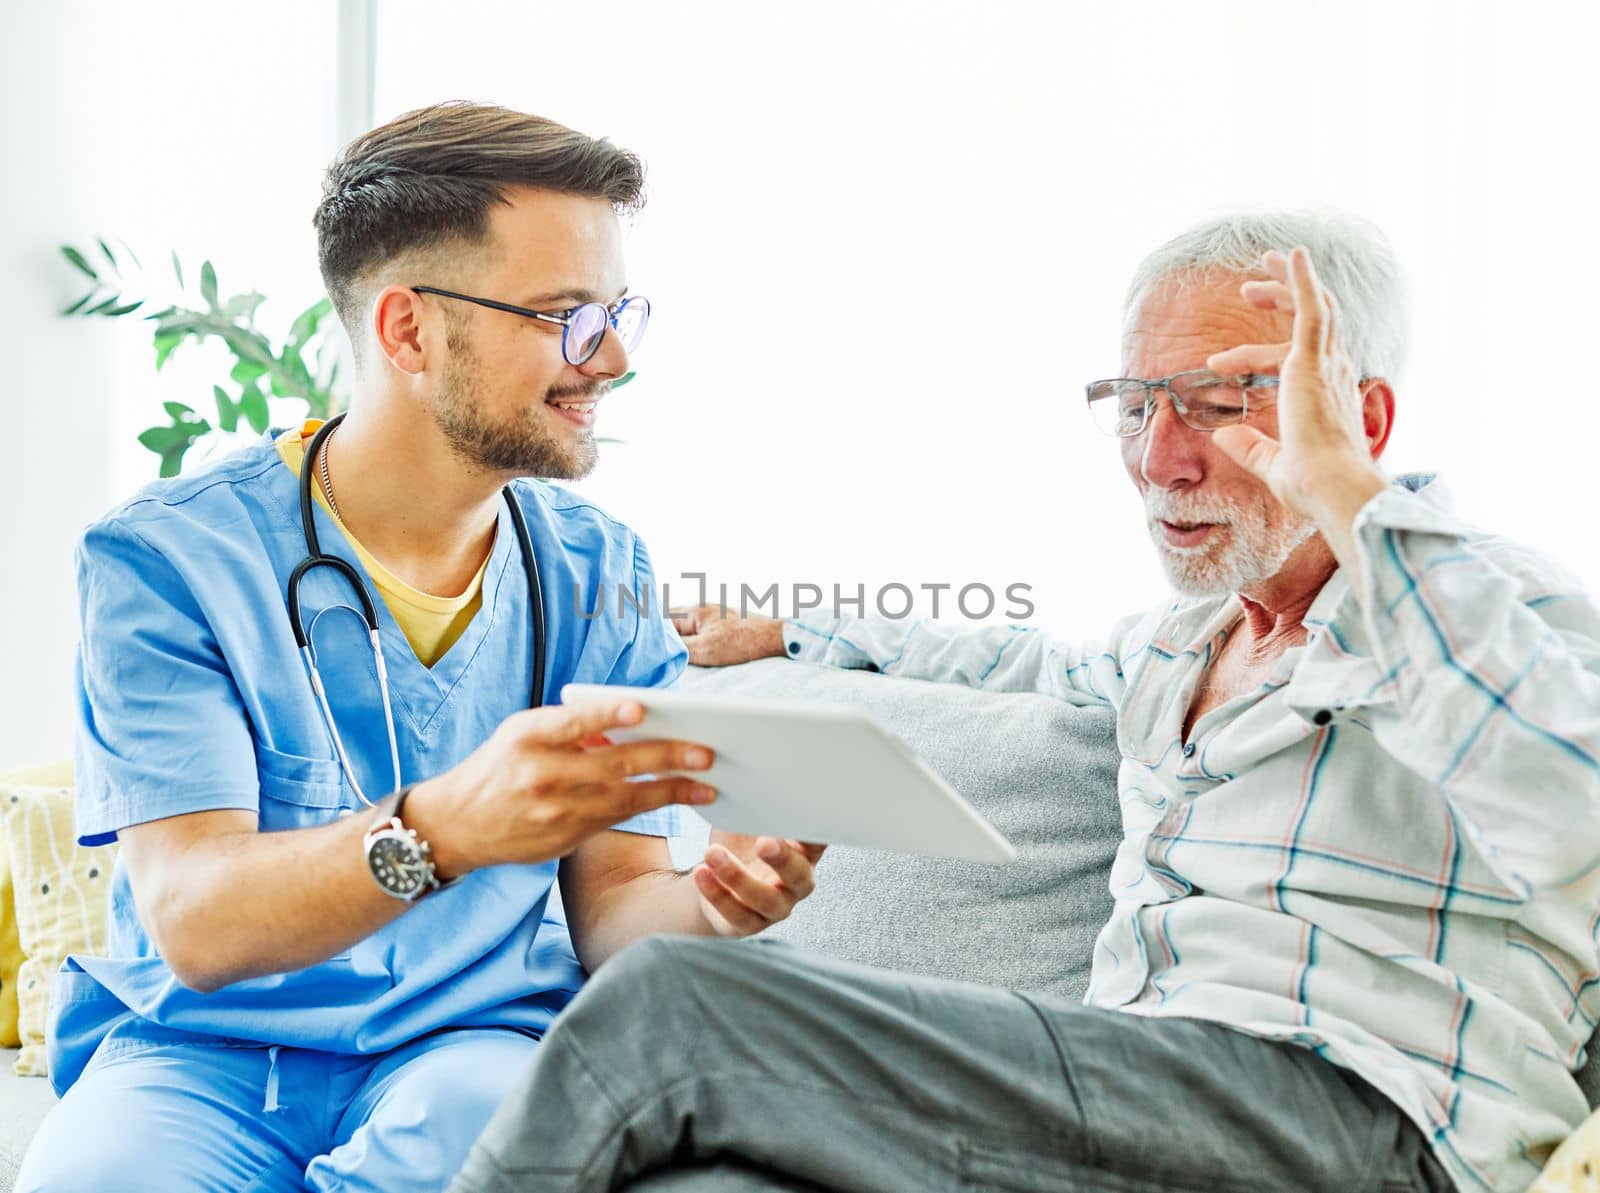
17, 1025, 538, 1192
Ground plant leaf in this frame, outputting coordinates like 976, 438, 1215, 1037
97, 238, 118, 271
200, 260, 218, 311
230, 359, 268, 385
278, 343, 313, 391
60, 245, 98, 280
154, 330, 184, 371
154, 314, 203, 337
288, 297, 332, 347
171, 250, 185, 290
163, 401, 195, 419
218, 324, 276, 368
238, 382, 269, 432
120, 240, 143, 270
213, 385, 239, 433
83, 295, 123, 316
611, 371, 636, 390
103, 300, 144, 317
137, 425, 186, 452
223, 292, 265, 323
140, 412, 211, 477
61, 291, 98, 316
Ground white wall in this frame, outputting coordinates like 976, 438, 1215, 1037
0, 1, 343, 768
374, 0, 1600, 639
7, 0, 1599, 766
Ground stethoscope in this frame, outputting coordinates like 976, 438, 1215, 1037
286, 413, 547, 807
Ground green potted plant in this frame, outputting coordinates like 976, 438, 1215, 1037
59, 240, 344, 477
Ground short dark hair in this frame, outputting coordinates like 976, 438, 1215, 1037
313, 101, 646, 334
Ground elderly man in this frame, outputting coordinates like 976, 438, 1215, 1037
450, 214, 1600, 1193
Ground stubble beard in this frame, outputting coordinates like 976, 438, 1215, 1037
430, 327, 599, 481
1145, 487, 1317, 598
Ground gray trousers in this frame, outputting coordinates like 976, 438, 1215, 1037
450, 936, 1455, 1193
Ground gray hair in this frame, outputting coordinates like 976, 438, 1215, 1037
1122, 210, 1409, 380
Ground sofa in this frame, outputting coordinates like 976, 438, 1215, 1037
3, 658, 1597, 1190
0, 1058, 50, 1191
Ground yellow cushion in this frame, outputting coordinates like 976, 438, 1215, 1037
1, 780, 116, 1076
0, 818, 16, 1048
1534, 1107, 1600, 1191
0, 763, 74, 1048
0, 763, 74, 788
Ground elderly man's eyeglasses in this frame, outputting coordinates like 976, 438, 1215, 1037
411, 286, 650, 367
1085, 370, 1280, 438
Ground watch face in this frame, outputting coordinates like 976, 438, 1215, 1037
369, 833, 428, 897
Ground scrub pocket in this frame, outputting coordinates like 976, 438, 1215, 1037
47, 963, 136, 1095
253, 743, 352, 826
252, 744, 357, 962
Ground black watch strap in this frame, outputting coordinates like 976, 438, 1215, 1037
389, 782, 418, 825
379, 784, 460, 891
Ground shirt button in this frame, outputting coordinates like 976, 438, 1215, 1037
1313, 709, 1332, 725
1182, 742, 1196, 758
787, 641, 800, 655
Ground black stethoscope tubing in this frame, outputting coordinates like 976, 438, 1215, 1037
286, 413, 547, 768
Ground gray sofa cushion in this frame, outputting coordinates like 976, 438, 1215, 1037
677, 659, 1121, 1001
0, 1049, 53, 1192
676, 659, 1600, 1110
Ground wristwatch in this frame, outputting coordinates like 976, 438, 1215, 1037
363, 785, 452, 901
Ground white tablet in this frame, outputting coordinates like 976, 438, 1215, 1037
561, 683, 1017, 863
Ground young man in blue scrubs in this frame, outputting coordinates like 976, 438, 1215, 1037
18, 102, 824, 1193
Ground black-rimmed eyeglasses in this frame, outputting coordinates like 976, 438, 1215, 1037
411, 286, 650, 367
1085, 370, 1280, 438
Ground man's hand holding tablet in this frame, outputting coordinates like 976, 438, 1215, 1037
562, 683, 1018, 864
558, 693, 827, 936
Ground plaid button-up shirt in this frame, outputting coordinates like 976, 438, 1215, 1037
785, 475, 1600, 1192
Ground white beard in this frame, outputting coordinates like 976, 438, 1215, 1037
1145, 487, 1317, 598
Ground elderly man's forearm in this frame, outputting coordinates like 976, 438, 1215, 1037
1352, 507, 1600, 892
1304, 463, 1389, 594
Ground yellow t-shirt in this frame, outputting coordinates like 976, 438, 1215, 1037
275, 420, 488, 668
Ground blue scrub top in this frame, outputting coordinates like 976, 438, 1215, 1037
53, 435, 687, 1094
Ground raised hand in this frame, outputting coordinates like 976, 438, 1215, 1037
1205, 246, 1388, 525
